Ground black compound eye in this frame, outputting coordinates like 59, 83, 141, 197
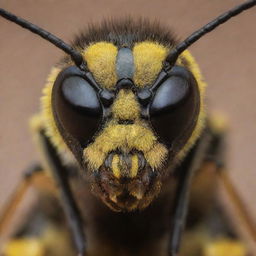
53, 71, 102, 146
149, 66, 200, 150
150, 76, 189, 114
62, 76, 101, 115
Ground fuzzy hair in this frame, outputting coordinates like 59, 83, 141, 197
71, 17, 177, 49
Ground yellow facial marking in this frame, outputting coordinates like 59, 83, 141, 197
112, 154, 121, 179
130, 155, 139, 178
85, 122, 157, 154
82, 144, 105, 170
133, 41, 168, 87
126, 124, 157, 152
112, 89, 140, 120
83, 42, 118, 89
83, 121, 167, 173
144, 143, 168, 169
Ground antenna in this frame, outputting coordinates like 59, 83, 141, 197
0, 8, 87, 71
166, 0, 256, 67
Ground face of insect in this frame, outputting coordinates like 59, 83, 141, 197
41, 21, 206, 212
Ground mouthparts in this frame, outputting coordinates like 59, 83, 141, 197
89, 151, 162, 211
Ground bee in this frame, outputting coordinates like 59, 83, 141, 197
0, 1, 256, 256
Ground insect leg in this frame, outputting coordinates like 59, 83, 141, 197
203, 120, 256, 240
38, 130, 86, 256
219, 171, 256, 240
168, 130, 212, 256
208, 129, 256, 250
0, 164, 44, 236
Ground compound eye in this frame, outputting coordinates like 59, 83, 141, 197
54, 75, 102, 146
149, 67, 200, 149
150, 76, 189, 114
62, 76, 100, 114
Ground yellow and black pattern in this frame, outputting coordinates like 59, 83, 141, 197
41, 43, 205, 171
39, 17, 207, 211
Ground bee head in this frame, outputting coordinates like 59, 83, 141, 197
45, 31, 205, 211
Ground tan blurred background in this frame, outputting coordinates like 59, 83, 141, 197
0, 0, 255, 221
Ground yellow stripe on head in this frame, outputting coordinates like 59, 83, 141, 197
83, 42, 118, 89
133, 41, 168, 87
112, 89, 140, 121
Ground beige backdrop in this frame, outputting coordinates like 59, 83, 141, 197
0, 0, 255, 221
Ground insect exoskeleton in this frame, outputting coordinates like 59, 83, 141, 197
41, 19, 206, 212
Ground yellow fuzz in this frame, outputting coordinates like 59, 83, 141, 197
3, 225, 75, 256
208, 112, 228, 134
130, 154, 139, 178
144, 143, 168, 170
83, 42, 118, 89
133, 41, 168, 87
112, 154, 121, 178
175, 50, 207, 162
204, 240, 246, 256
112, 89, 140, 120
3, 239, 44, 256
82, 144, 106, 170
40, 67, 73, 162
83, 121, 167, 171
29, 114, 44, 132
